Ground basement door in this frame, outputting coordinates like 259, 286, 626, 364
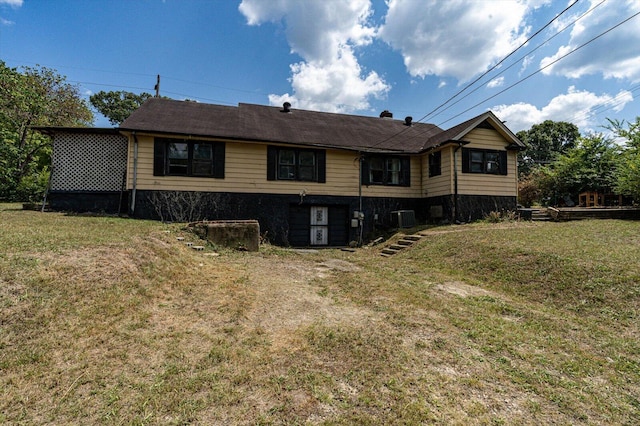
289, 205, 349, 247
310, 206, 328, 245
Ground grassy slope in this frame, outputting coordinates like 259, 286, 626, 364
1, 203, 638, 425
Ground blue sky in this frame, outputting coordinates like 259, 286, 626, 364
1, 0, 639, 134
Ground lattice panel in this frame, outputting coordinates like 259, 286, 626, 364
51, 132, 128, 191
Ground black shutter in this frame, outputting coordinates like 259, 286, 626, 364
461, 148, 470, 173
401, 157, 411, 187
153, 138, 166, 176
213, 143, 225, 178
360, 155, 370, 185
316, 150, 326, 183
499, 150, 508, 175
267, 146, 277, 181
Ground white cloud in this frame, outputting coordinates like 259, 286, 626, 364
269, 47, 389, 113
492, 86, 634, 132
0, 0, 23, 7
487, 77, 505, 88
378, 0, 539, 82
239, 0, 387, 112
540, 0, 640, 81
0, 17, 14, 25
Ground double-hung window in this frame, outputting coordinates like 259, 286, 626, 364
268, 146, 326, 182
362, 155, 410, 187
462, 148, 507, 175
154, 138, 225, 178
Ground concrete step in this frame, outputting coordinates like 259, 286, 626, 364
381, 233, 423, 256
381, 247, 401, 256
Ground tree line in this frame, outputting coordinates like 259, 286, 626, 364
1, 62, 639, 206
517, 118, 640, 207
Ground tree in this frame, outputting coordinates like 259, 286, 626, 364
516, 120, 580, 177
607, 117, 640, 202
0, 61, 93, 201
547, 134, 620, 204
89, 91, 153, 125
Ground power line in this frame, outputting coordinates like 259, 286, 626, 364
427, 0, 607, 122
419, 0, 582, 124
565, 84, 640, 126
436, 8, 640, 128
365, 0, 583, 150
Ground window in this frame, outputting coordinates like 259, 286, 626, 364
362, 155, 410, 187
462, 148, 507, 175
267, 146, 326, 182
154, 138, 225, 178
428, 151, 441, 177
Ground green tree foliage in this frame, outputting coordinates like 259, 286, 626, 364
89, 91, 153, 125
519, 134, 620, 207
552, 134, 620, 195
0, 61, 93, 201
607, 117, 640, 202
516, 120, 580, 177
518, 167, 555, 207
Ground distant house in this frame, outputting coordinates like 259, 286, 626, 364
39, 98, 524, 246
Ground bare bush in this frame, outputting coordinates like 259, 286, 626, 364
147, 191, 222, 222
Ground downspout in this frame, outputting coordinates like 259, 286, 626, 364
131, 132, 138, 216
358, 151, 364, 247
453, 142, 463, 223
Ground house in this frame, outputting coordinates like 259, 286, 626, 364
41, 98, 524, 246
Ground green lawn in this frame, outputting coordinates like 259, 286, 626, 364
1, 203, 638, 424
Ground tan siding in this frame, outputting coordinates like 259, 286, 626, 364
361, 156, 422, 198
457, 128, 518, 196
128, 135, 420, 198
423, 146, 454, 197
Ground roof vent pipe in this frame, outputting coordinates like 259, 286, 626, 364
282, 102, 291, 113
379, 110, 393, 118
404, 116, 413, 126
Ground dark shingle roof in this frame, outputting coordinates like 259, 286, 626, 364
120, 98, 523, 153
422, 111, 525, 151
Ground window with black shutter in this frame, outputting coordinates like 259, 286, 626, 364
461, 148, 507, 175
361, 155, 411, 187
153, 138, 225, 178
267, 146, 326, 183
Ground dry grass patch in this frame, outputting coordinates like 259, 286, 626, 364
1, 205, 639, 424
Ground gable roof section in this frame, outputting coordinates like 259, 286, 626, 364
120, 98, 523, 154
422, 111, 525, 151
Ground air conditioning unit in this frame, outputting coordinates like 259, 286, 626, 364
391, 210, 416, 228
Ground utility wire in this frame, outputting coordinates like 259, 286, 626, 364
428, 0, 607, 122
419, 0, 582, 123
436, 8, 640, 128
365, 0, 582, 150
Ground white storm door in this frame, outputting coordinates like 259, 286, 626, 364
310, 206, 328, 245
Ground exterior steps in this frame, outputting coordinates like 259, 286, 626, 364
531, 209, 551, 221
381, 234, 423, 257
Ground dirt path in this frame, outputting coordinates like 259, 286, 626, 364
236, 256, 381, 349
